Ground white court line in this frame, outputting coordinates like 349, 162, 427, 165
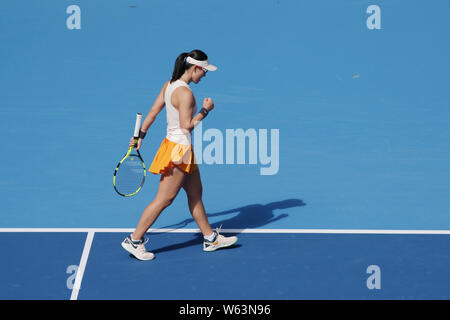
70, 231, 95, 301
1, 228, 450, 234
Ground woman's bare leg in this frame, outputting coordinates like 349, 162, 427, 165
132, 167, 186, 240
182, 169, 214, 237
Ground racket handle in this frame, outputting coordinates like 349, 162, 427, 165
133, 113, 143, 138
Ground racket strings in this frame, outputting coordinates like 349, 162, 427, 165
115, 156, 145, 196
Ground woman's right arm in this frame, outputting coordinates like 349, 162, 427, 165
141, 81, 169, 132
130, 81, 169, 150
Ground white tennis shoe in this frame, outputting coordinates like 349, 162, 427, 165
121, 236, 155, 261
203, 227, 238, 252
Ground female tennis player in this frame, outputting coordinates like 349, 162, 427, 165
121, 50, 238, 260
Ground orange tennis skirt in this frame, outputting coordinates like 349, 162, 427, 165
149, 137, 198, 175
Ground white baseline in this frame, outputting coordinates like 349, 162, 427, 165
1, 228, 450, 234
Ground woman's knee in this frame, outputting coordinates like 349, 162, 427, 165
155, 194, 176, 209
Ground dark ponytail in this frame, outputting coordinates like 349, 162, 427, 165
170, 49, 209, 83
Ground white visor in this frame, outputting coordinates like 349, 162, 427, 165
186, 56, 217, 71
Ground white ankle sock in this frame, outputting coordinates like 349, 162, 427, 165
130, 234, 141, 243
204, 232, 216, 242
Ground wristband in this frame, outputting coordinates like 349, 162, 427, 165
199, 108, 209, 118
138, 130, 147, 139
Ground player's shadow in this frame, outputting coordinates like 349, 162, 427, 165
152, 198, 306, 254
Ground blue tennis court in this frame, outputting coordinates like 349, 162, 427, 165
3, 230, 450, 300
1, 0, 449, 300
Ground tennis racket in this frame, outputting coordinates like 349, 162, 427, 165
113, 113, 146, 197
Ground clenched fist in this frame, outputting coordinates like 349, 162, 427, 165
203, 97, 215, 111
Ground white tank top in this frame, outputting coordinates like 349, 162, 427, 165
164, 79, 197, 145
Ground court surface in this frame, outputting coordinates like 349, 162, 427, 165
1, 1, 449, 300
